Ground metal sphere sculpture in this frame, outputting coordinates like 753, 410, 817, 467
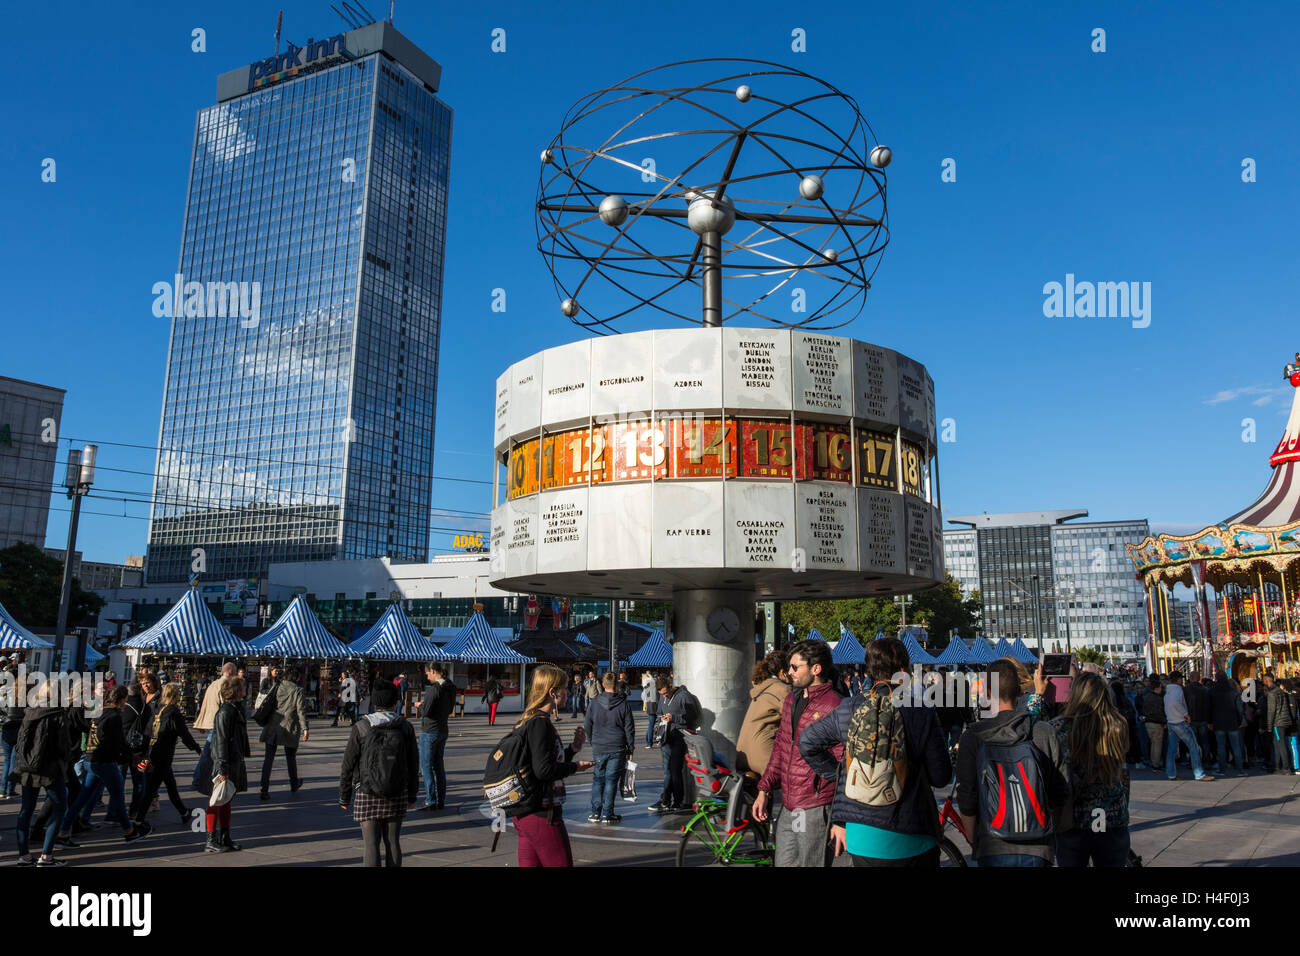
536, 59, 890, 334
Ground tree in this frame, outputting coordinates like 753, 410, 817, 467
779, 576, 983, 650
1074, 646, 1109, 666
0, 542, 105, 628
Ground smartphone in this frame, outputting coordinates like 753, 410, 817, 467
1041, 654, 1073, 677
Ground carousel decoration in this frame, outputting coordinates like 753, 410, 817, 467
1127, 353, 1300, 680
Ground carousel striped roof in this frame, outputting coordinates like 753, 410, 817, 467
116, 588, 248, 656
249, 596, 354, 658
442, 612, 532, 664
831, 629, 866, 664
628, 629, 672, 668
350, 604, 446, 661
1224, 366, 1300, 526
0, 602, 54, 650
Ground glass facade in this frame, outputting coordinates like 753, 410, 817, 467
147, 53, 451, 584
942, 517, 1151, 656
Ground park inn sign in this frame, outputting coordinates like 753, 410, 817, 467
247, 33, 348, 91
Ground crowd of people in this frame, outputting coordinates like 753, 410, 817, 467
5, 645, 1285, 869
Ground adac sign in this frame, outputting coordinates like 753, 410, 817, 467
248, 34, 348, 91
453, 534, 486, 552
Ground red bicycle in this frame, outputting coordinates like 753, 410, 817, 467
937, 786, 970, 867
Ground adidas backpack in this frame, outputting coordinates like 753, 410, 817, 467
844, 681, 909, 807
360, 717, 409, 799
976, 737, 1053, 842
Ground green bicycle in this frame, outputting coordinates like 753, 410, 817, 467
675, 778, 775, 867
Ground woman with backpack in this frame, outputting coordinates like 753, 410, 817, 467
203, 676, 251, 854
11, 679, 74, 866
800, 637, 952, 867
133, 683, 202, 828
1050, 673, 1132, 867
339, 681, 418, 866
507, 663, 593, 867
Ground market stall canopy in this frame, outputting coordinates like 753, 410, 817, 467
806, 628, 824, 642
574, 632, 592, 644
902, 631, 936, 666
992, 637, 1014, 658
627, 628, 672, 668
114, 588, 248, 656
831, 628, 866, 664
442, 612, 533, 664
0, 602, 55, 650
933, 639, 969, 666
84, 644, 105, 665
349, 604, 446, 661
1009, 638, 1039, 664
964, 637, 999, 665
249, 596, 354, 659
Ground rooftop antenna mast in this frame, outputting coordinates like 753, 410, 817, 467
330, 3, 364, 29
274, 9, 282, 55
388, 0, 394, 24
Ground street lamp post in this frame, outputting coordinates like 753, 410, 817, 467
54, 444, 97, 673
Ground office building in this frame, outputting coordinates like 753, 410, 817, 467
944, 509, 1150, 656
146, 21, 452, 584
0, 377, 65, 548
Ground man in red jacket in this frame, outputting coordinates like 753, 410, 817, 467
753, 640, 843, 866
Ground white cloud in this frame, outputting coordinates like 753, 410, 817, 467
1204, 383, 1289, 406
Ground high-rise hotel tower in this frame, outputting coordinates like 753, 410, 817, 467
146, 22, 451, 583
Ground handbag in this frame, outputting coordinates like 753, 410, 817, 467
124, 705, 146, 753
253, 683, 279, 727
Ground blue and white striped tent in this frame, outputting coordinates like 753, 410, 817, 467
991, 637, 1015, 659
350, 604, 446, 661
574, 632, 592, 645
964, 637, 999, 665
831, 628, 866, 664
442, 612, 532, 664
806, 628, 824, 643
1009, 638, 1039, 664
249, 596, 354, 659
874, 630, 887, 641
115, 588, 248, 656
902, 631, 937, 666
0, 601, 54, 650
933, 639, 969, 666
628, 628, 672, 668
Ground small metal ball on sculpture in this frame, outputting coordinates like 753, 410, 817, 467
492, 60, 940, 761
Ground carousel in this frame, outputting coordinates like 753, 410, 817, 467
1128, 353, 1300, 682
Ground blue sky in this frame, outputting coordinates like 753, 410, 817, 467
3, 0, 1297, 565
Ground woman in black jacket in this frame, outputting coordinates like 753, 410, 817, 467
11, 680, 74, 866
205, 677, 251, 854
56, 686, 151, 844
510, 663, 592, 868
127, 671, 161, 818
800, 637, 954, 867
134, 683, 201, 828
0, 668, 24, 799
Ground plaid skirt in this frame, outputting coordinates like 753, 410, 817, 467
351, 791, 408, 823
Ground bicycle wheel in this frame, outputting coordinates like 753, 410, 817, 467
938, 836, 968, 867
676, 815, 728, 867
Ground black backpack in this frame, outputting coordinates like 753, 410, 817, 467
482, 721, 536, 817
360, 717, 409, 799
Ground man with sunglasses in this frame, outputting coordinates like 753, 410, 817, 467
753, 640, 843, 866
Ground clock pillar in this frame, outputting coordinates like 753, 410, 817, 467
670, 588, 756, 765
